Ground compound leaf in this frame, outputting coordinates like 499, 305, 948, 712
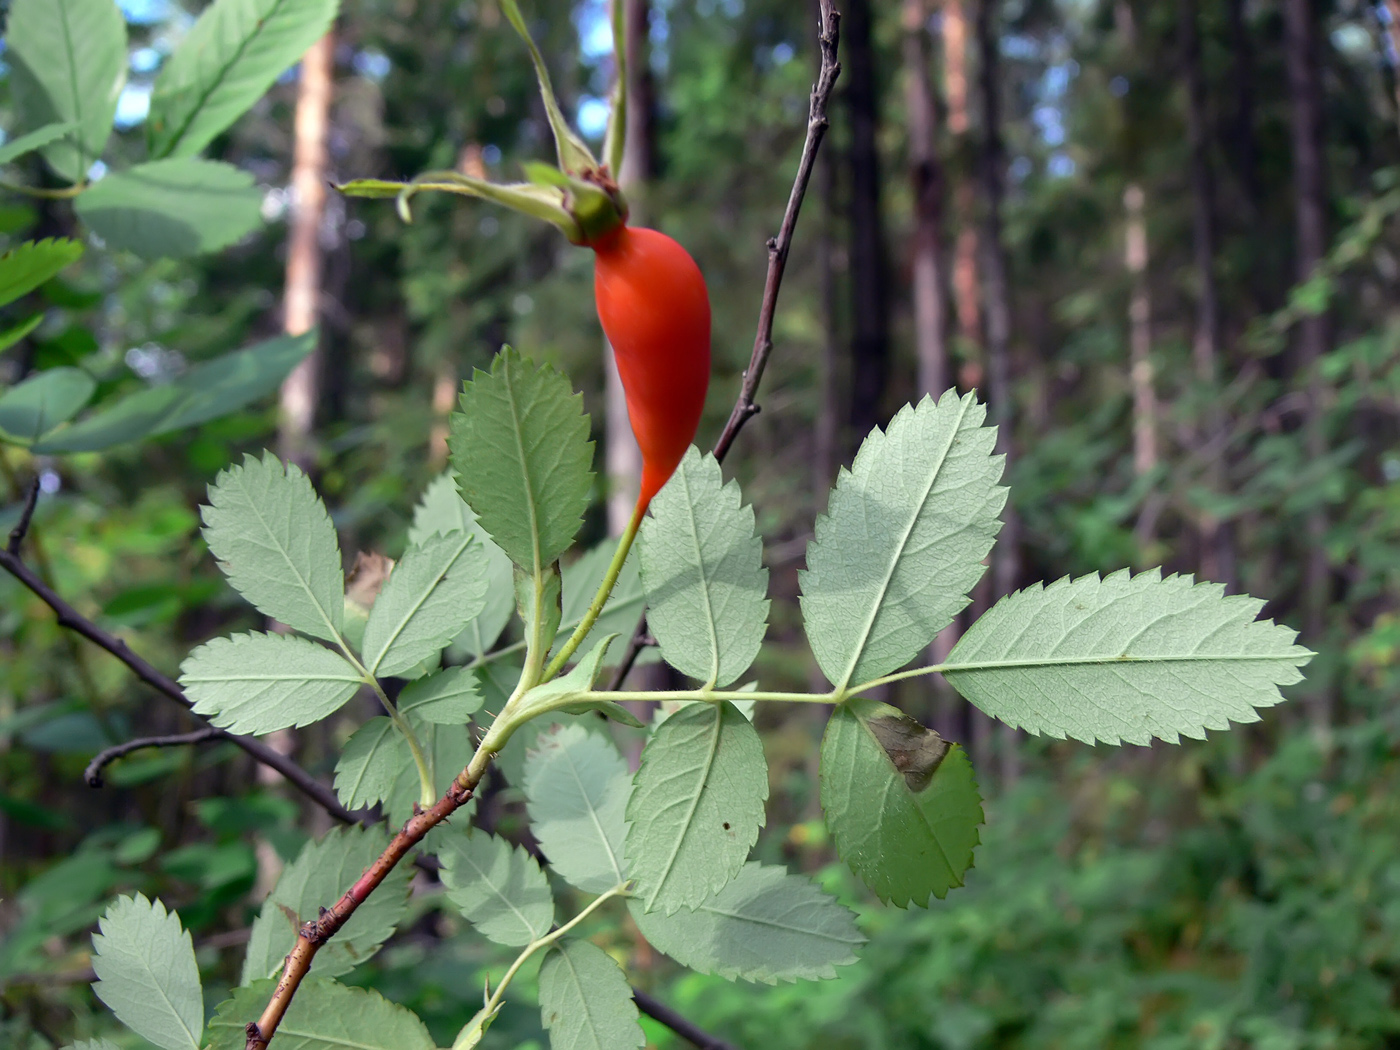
628, 862, 864, 984
820, 700, 982, 907
638, 447, 769, 687
801, 391, 1006, 690
180, 632, 361, 735
397, 666, 483, 724
91, 894, 202, 1050
241, 826, 412, 984
333, 716, 400, 810
626, 700, 768, 914
201, 451, 345, 642
524, 723, 630, 893
943, 569, 1314, 745
538, 939, 645, 1050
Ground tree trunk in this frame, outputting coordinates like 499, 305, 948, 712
943, 0, 983, 385
1181, 0, 1235, 587
279, 32, 335, 470
905, 0, 949, 399
974, 0, 1019, 784
846, 0, 891, 443
1124, 183, 1157, 483
1284, 0, 1331, 719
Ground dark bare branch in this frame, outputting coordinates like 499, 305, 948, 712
84, 728, 223, 788
7, 474, 40, 556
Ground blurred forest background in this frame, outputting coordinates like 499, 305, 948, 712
4, 0, 1400, 1046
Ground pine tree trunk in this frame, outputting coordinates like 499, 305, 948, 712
943, 0, 983, 383
905, 0, 949, 399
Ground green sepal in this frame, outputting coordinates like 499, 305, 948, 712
339, 174, 583, 239
497, 0, 598, 175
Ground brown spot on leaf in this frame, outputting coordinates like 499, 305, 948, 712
866, 711, 951, 792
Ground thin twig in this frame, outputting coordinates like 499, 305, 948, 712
84, 728, 223, 787
0, 544, 355, 821
634, 986, 742, 1050
7, 474, 40, 556
607, 0, 842, 692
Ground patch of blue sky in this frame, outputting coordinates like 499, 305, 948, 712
354, 49, 391, 81
577, 96, 609, 139
130, 46, 162, 74
576, 0, 613, 60
1048, 153, 1076, 179
115, 84, 152, 129
118, 0, 172, 26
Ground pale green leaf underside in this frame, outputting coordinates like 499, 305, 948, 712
201, 451, 345, 642
524, 723, 630, 893
91, 893, 203, 1050
626, 700, 768, 914
628, 861, 865, 984
820, 700, 983, 907
801, 390, 1006, 689
538, 939, 645, 1050
439, 830, 554, 946
181, 632, 361, 735
333, 716, 400, 810
362, 531, 489, 675
7, 0, 126, 182
207, 978, 435, 1050
384, 717, 477, 829
148, 0, 339, 159
944, 568, 1314, 745
639, 447, 769, 687
409, 473, 515, 658
448, 347, 594, 573
398, 665, 483, 723
74, 158, 263, 260
241, 826, 412, 984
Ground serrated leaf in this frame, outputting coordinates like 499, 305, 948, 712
90, 893, 203, 1050
363, 532, 489, 675
180, 633, 361, 735
383, 717, 477, 827
943, 569, 1314, 745
201, 451, 345, 642
626, 700, 768, 914
0, 122, 79, 167
398, 666, 483, 723
820, 700, 982, 906
0, 367, 94, 442
538, 939, 645, 1050
207, 977, 434, 1050
241, 826, 412, 984
524, 724, 630, 893
0, 238, 84, 309
448, 347, 594, 574
800, 391, 1007, 690
554, 538, 648, 664
74, 158, 263, 260
628, 862, 864, 984
639, 447, 769, 687
31, 333, 313, 454
333, 716, 401, 810
148, 0, 339, 159
439, 829, 554, 946
410, 474, 515, 658
7, 0, 126, 182
0, 314, 45, 354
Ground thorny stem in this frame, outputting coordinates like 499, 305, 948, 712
608, 0, 843, 689
542, 500, 643, 680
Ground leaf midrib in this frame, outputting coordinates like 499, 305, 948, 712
365, 532, 473, 674
676, 462, 723, 685
562, 747, 625, 886
644, 706, 725, 910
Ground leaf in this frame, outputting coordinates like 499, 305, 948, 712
64, 1041, 121, 1050
0, 122, 79, 167
820, 700, 982, 907
201, 451, 345, 642
638, 447, 769, 687
800, 391, 1007, 690
7, 0, 126, 182
0, 314, 45, 354
32, 332, 314, 454
448, 347, 594, 574
0, 367, 94, 443
439, 829, 554, 946
943, 569, 1315, 745
383, 717, 477, 827
74, 158, 263, 260
397, 666, 483, 724
207, 978, 434, 1050
90, 893, 203, 1050
241, 826, 412, 983
0, 238, 85, 309
333, 716, 401, 810
524, 724, 630, 893
538, 939, 645, 1050
410, 473, 515, 657
148, 0, 340, 159
628, 862, 864, 984
626, 700, 768, 914
180, 632, 361, 735
362, 532, 490, 675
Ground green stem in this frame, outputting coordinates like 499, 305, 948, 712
346, 651, 434, 808
582, 687, 839, 705
451, 886, 626, 1050
0, 179, 86, 200
541, 503, 643, 681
